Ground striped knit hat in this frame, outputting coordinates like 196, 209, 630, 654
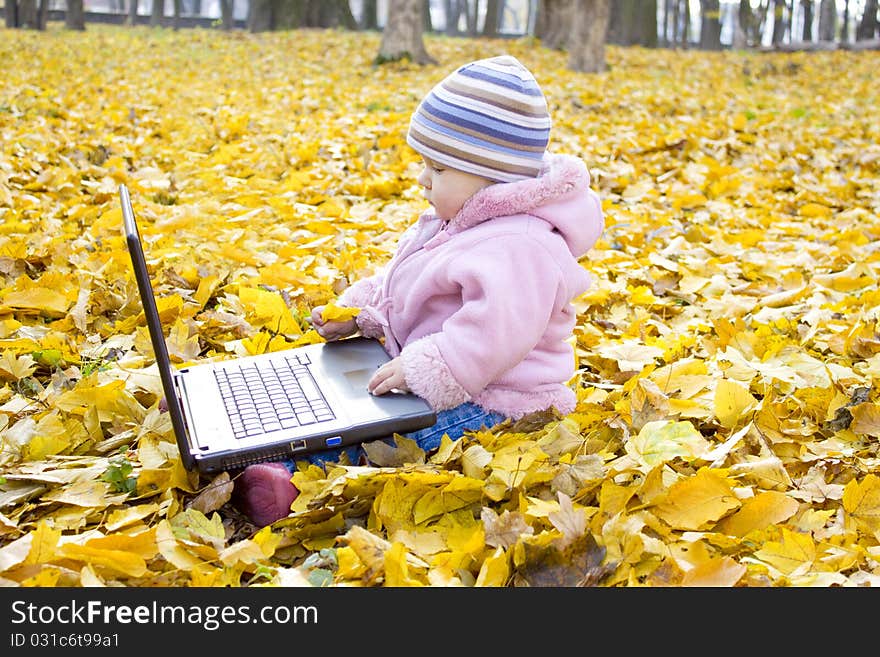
406, 55, 551, 183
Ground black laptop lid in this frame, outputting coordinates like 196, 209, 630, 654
119, 184, 195, 470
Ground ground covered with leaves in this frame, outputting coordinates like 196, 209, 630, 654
0, 25, 879, 587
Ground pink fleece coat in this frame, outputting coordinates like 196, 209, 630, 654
338, 153, 604, 419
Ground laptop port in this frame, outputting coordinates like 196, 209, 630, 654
325, 436, 342, 447
290, 439, 308, 452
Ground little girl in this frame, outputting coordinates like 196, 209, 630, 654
236, 55, 605, 526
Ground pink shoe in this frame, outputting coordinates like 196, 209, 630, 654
236, 462, 299, 526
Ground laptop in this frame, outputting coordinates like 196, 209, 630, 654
119, 184, 436, 473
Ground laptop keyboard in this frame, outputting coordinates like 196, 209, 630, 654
214, 352, 336, 439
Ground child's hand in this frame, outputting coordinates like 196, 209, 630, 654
368, 357, 410, 396
310, 305, 358, 341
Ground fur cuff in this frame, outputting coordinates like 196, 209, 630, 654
400, 336, 471, 411
338, 275, 381, 308
354, 310, 384, 339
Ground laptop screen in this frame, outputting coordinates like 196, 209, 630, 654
119, 184, 195, 470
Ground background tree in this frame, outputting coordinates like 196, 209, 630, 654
5, 0, 18, 26
8, 0, 49, 28
377, 0, 436, 64
801, 0, 813, 40
771, 0, 787, 45
220, 0, 234, 29
857, 0, 879, 39
66, 0, 85, 29
699, 0, 722, 49
444, 0, 462, 35
482, 0, 502, 38
818, 0, 836, 40
423, 0, 433, 32
360, 0, 379, 30
609, 0, 656, 47
150, 0, 164, 26
568, 0, 611, 72
536, 0, 575, 51
127, 0, 139, 25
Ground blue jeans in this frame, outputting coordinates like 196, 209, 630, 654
282, 402, 507, 470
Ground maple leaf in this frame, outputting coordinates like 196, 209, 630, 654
482, 507, 534, 549
188, 471, 234, 514
548, 492, 588, 547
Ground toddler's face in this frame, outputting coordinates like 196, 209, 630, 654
416, 156, 493, 221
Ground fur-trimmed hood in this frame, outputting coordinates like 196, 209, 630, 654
443, 152, 603, 258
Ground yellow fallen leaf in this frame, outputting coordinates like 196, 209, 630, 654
653, 467, 741, 530
25, 521, 61, 565
626, 420, 710, 467
752, 527, 816, 576
59, 543, 149, 578
714, 378, 758, 429
321, 302, 360, 322
2, 287, 71, 317
850, 403, 880, 438
383, 541, 424, 586
681, 556, 746, 587
715, 491, 800, 537
842, 474, 880, 534
475, 546, 509, 586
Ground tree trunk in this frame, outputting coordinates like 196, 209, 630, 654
247, 0, 271, 30
526, 0, 537, 34
732, 0, 747, 48
857, 0, 879, 40
607, 0, 631, 45
681, 0, 690, 46
377, 0, 436, 65
5, 0, 16, 27
641, 0, 657, 47
360, 0, 378, 29
325, 0, 357, 28
150, 0, 164, 26
534, 0, 546, 38
19, 0, 35, 27
464, 0, 478, 35
662, 0, 671, 44
423, 0, 433, 32
18, 0, 48, 30
671, 0, 680, 44
539, 0, 575, 50
771, 0, 786, 44
444, 0, 462, 34
220, 0, 233, 29
173, 0, 182, 29
817, 0, 835, 41
699, 0, 721, 49
483, 0, 500, 36
66, 0, 85, 29
568, 0, 610, 73
127, 0, 138, 25
801, 0, 813, 40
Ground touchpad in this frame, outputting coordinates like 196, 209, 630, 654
344, 368, 374, 391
